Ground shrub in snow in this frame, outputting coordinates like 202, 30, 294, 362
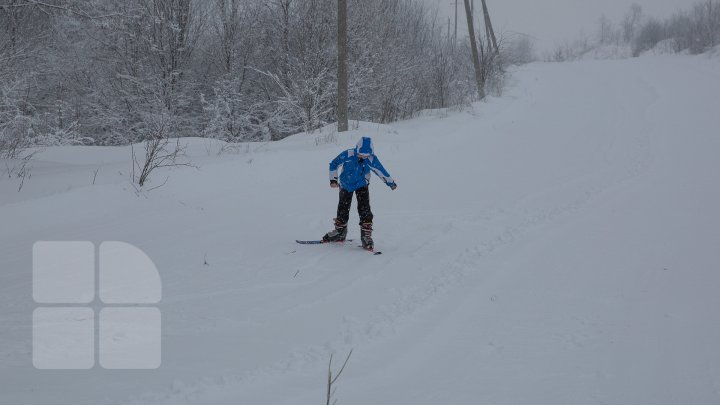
549, 0, 720, 61
632, 0, 720, 56
0, 80, 33, 158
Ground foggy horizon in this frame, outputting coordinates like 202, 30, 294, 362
425, 0, 702, 53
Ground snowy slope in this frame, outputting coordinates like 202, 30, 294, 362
2, 53, 720, 405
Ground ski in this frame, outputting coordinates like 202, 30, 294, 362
296, 239, 353, 245
295, 240, 381, 255
359, 245, 382, 255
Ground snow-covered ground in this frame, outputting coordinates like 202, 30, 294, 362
2, 53, 720, 404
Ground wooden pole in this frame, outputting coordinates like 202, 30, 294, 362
463, 0, 485, 99
481, 0, 499, 53
337, 0, 349, 132
454, 0, 458, 43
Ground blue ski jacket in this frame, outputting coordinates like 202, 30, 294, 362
329, 137, 396, 192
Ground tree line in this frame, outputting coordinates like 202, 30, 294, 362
550, 0, 720, 61
1, 0, 514, 155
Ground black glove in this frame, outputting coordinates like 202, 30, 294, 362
330, 179, 339, 188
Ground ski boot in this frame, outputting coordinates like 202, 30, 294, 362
360, 222, 374, 251
322, 218, 347, 242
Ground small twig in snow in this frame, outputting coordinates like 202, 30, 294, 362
145, 176, 170, 192
326, 349, 353, 405
92, 168, 100, 185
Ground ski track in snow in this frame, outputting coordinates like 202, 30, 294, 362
2, 54, 720, 405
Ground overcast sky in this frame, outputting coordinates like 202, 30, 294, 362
424, 0, 699, 53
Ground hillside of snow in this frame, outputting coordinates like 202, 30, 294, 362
2, 53, 720, 405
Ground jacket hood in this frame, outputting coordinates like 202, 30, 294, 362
355, 137, 374, 155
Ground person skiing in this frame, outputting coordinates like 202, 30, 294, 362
323, 137, 397, 250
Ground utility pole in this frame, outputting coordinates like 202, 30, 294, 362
454, 0, 458, 43
463, 0, 485, 100
337, 0, 349, 132
481, 0, 499, 54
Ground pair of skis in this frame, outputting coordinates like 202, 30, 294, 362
295, 239, 382, 255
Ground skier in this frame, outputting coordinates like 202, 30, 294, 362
323, 137, 397, 250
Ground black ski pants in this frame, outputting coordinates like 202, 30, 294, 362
337, 186, 373, 225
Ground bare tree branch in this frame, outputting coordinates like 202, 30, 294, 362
0, 1, 126, 19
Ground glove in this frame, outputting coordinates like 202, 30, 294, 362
388, 182, 397, 191
330, 179, 339, 188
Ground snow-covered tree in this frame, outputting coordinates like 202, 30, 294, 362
1, 0, 499, 145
